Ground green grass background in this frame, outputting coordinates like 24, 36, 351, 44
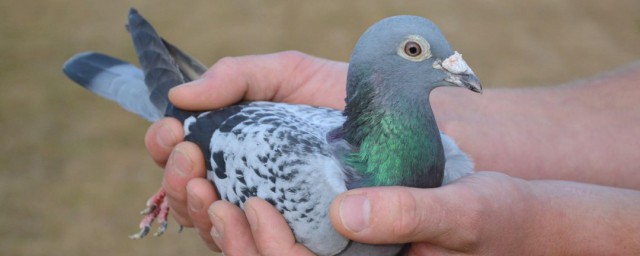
1, 1, 639, 255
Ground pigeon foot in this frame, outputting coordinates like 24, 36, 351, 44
129, 188, 170, 239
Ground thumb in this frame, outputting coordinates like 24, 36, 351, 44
168, 52, 305, 111
329, 185, 475, 245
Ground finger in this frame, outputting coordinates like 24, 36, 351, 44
244, 198, 315, 256
329, 185, 477, 246
208, 200, 259, 256
198, 227, 220, 252
186, 178, 220, 252
144, 117, 184, 166
168, 52, 306, 110
161, 141, 206, 227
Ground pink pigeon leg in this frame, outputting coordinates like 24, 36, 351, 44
129, 188, 169, 239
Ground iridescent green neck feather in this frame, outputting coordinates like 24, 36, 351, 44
342, 72, 445, 189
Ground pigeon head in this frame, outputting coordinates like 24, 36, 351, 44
341, 16, 481, 188
346, 15, 481, 105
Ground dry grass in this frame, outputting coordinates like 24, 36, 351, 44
1, 0, 639, 255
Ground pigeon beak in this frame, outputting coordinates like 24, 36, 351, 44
434, 51, 482, 93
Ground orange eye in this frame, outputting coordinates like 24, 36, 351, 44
404, 41, 422, 57
398, 35, 431, 61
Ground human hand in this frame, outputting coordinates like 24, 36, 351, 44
207, 171, 640, 255
145, 50, 640, 252
145, 51, 348, 251
330, 172, 538, 255
204, 172, 538, 255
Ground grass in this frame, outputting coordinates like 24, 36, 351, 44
1, 0, 639, 255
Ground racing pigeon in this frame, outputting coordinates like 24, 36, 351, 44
63, 8, 481, 256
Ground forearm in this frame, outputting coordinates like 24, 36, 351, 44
433, 62, 640, 189
528, 180, 640, 255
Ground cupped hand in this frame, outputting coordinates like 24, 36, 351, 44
210, 171, 640, 255
330, 172, 536, 255
145, 51, 348, 251
204, 172, 540, 255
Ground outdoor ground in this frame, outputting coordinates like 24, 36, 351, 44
1, 1, 639, 255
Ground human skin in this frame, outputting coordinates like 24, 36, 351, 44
144, 51, 640, 254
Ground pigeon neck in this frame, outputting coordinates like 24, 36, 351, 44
342, 79, 445, 188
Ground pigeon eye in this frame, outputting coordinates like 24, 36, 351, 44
397, 35, 431, 62
404, 41, 422, 57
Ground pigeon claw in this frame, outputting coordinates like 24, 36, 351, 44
153, 221, 168, 237
140, 204, 157, 215
129, 225, 151, 240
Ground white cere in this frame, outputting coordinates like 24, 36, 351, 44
441, 51, 473, 75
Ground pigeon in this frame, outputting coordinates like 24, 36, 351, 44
63, 8, 481, 256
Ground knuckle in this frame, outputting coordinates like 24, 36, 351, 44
448, 186, 484, 249
143, 123, 158, 147
388, 190, 423, 239
175, 141, 195, 155
277, 50, 314, 90
162, 177, 187, 202
211, 56, 240, 75
171, 208, 193, 227
457, 214, 483, 249
277, 50, 307, 62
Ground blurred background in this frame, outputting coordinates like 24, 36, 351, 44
1, 0, 639, 255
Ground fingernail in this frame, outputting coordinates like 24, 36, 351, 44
210, 210, 224, 241
245, 204, 258, 232
339, 194, 371, 233
156, 124, 177, 149
168, 149, 192, 177
187, 185, 203, 212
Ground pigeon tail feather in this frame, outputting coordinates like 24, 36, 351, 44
62, 9, 207, 123
127, 8, 204, 122
62, 52, 163, 122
